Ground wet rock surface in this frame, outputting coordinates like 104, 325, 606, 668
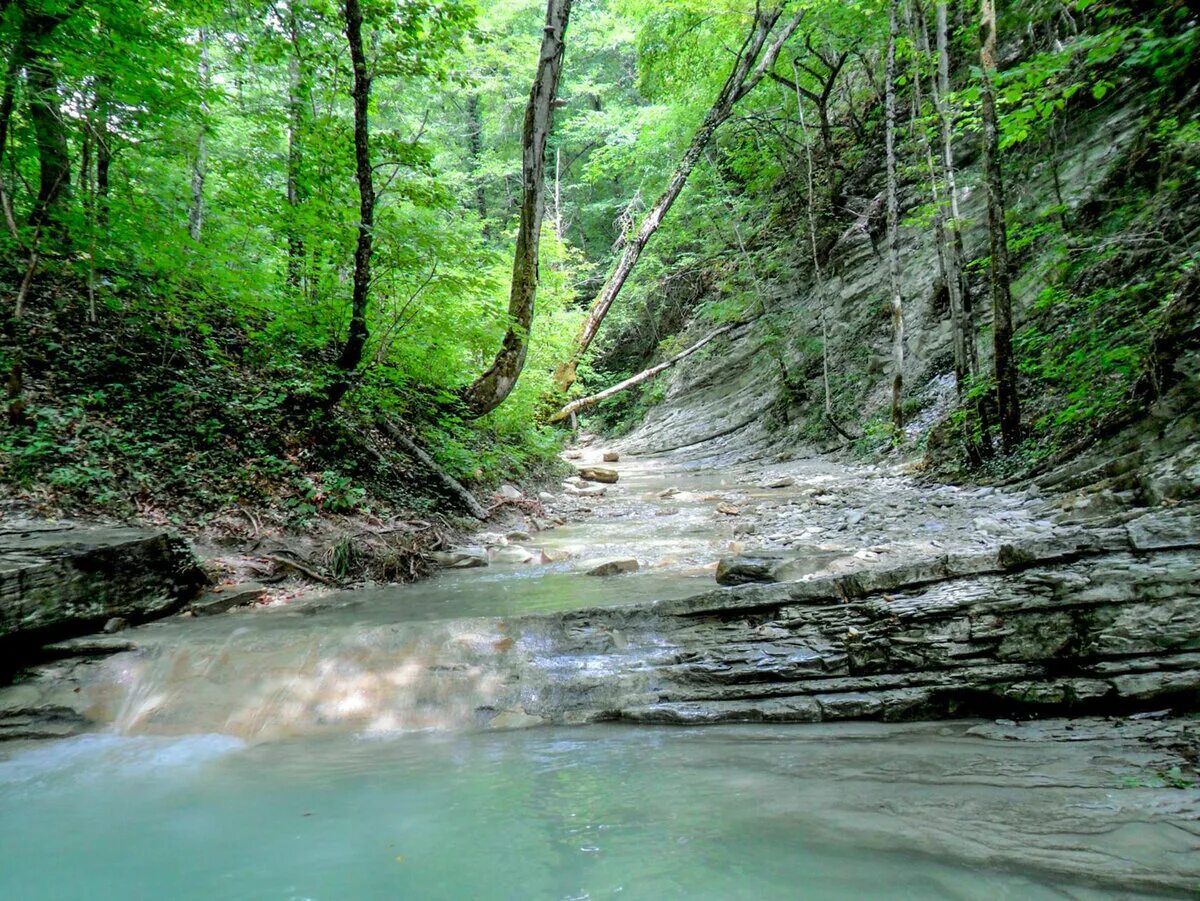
0, 524, 206, 666
1, 434, 1196, 898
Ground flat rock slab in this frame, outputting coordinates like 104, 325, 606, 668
190, 582, 266, 616
578, 467, 619, 484
0, 526, 206, 664
582, 558, 639, 577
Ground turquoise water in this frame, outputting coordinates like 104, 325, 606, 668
0, 724, 1157, 900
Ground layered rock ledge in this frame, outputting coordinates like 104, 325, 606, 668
503, 512, 1199, 726
0, 525, 206, 669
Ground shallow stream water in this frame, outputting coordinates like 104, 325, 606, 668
2, 447, 1196, 898
3, 723, 1182, 900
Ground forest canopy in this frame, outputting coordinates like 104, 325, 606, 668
1, 0, 1196, 519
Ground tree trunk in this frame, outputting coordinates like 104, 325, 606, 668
979, 0, 1021, 451
94, 76, 110, 229
934, 0, 975, 379
793, 60, 854, 441
466, 92, 487, 230
0, 30, 24, 173
26, 50, 70, 231
286, 3, 305, 289
885, 0, 904, 435
188, 29, 209, 242
554, 4, 807, 391
549, 321, 744, 423
326, 0, 374, 408
377, 421, 488, 520
908, 0, 964, 398
459, 0, 573, 419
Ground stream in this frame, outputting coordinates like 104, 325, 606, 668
2, 442, 1197, 898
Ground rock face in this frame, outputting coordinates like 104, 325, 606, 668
505, 516, 1200, 725
0, 526, 206, 669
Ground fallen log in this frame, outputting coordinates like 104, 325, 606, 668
549, 321, 744, 424
378, 420, 489, 520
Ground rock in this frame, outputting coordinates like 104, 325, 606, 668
716, 549, 853, 585
537, 492, 556, 504
657, 487, 679, 498
563, 450, 583, 460
0, 526, 207, 665
565, 484, 607, 498
715, 552, 788, 585
846, 510, 865, 527
715, 502, 741, 516
541, 548, 574, 563
579, 467, 619, 484
43, 636, 138, 658
602, 451, 620, 462
429, 548, 489, 569
764, 475, 796, 489
190, 582, 267, 616
506, 530, 532, 543
490, 546, 535, 564
102, 617, 128, 634
498, 484, 522, 500
582, 558, 639, 576
488, 709, 545, 729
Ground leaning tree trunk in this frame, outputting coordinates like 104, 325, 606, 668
326, 0, 374, 409
459, 0, 573, 419
979, 0, 1021, 451
884, 0, 904, 436
553, 3, 807, 392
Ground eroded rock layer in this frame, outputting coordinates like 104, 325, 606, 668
0, 525, 206, 664
506, 513, 1199, 726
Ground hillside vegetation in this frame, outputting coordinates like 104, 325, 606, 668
0, 0, 1196, 525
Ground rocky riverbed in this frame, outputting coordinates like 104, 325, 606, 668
2, 431, 1198, 895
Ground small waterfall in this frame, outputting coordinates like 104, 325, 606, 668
89, 616, 524, 742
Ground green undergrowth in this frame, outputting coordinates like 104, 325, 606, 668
0, 269, 565, 525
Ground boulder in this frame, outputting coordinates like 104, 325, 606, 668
491, 546, 536, 564
715, 549, 852, 585
498, 484, 522, 500
565, 484, 607, 498
763, 475, 796, 489
190, 582, 267, 616
602, 451, 620, 462
0, 526, 207, 667
715, 551, 789, 586
715, 502, 741, 516
579, 467, 619, 484
582, 558, 639, 577
429, 547, 489, 569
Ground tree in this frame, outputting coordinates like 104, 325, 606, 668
460, 0, 573, 418
553, 1, 806, 392
188, 27, 210, 242
979, 0, 1021, 451
326, 0, 374, 409
884, 0, 903, 435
